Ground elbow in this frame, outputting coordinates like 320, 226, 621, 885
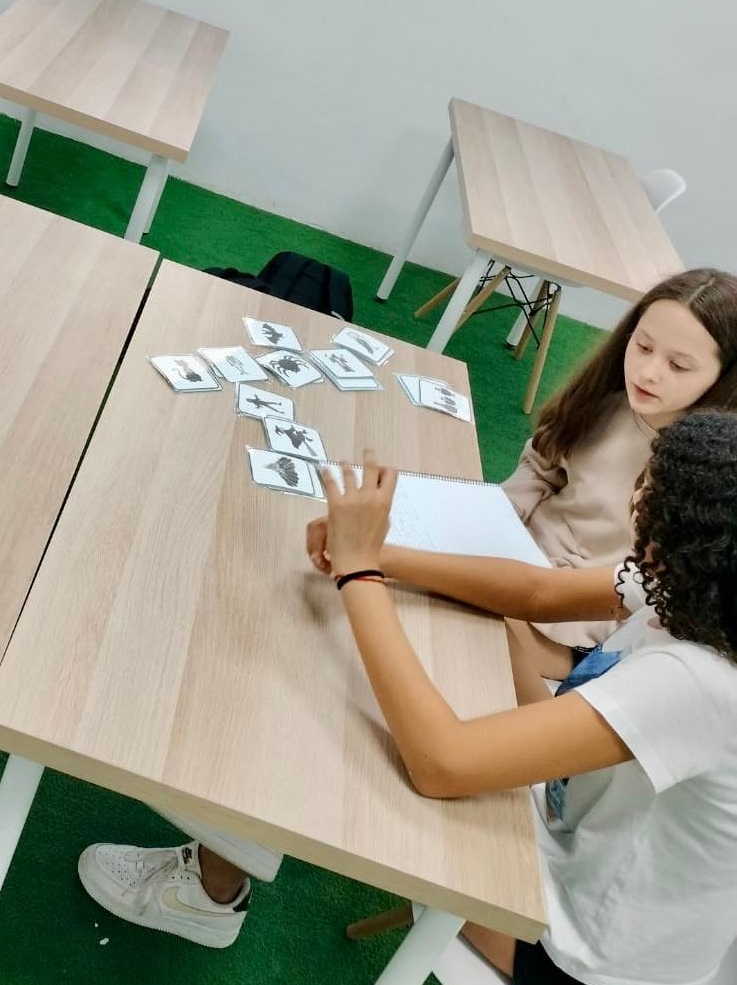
404, 751, 472, 800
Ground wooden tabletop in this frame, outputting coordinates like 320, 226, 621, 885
0, 193, 158, 656
450, 98, 684, 299
0, 260, 547, 940
0, 0, 229, 161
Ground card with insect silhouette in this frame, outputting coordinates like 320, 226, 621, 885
246, 447, 325, 499
197, 346, 268, 383
148, 354, 222, 392
331, 326, 394, 365
243, 317, 302, 351
262, 416, 327, 462
256, 350, 323, 388
236, 384, 295, 420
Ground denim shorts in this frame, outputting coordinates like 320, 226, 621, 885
514, 941, 583, 984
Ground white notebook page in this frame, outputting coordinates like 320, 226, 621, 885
385, 473, 550, 567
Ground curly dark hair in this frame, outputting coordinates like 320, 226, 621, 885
627, 410, 737, 659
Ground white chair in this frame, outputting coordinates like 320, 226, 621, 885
415, 169, 687, 414
346, 902, 511, 984
412, 904, 510, 984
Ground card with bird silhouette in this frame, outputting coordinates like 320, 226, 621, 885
246, 447, 324, 499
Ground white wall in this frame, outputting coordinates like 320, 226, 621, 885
1, 0, 735, 329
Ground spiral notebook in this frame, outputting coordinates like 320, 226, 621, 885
323, 465, 550, 567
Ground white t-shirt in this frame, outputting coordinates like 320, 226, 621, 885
535, 563, 737, 985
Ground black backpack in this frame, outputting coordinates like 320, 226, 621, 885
204, 251, 353, 321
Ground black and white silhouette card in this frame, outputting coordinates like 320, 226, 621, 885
148, 354, 222, 393
236, 384, 295, 420
197, 346, 268, 383
243, 317, 302, 351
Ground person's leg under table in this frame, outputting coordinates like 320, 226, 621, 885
376, 137, 454, 301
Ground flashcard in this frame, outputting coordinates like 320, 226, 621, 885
148, 354, 222, 393
236, 384, 295, 420
246, 447, 324, 500
309, 348, 375, 380
262, 416, 327, 461
417, 378, 473, 422
331, 326, 394, 365
243, 317, 302, 351
329, 376, 382, 391
197, 346, 268, 383
256, 350, 323, 388
395, 373, 449, 405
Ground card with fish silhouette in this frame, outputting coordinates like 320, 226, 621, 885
148, 354, 222, 393
197, 346, 268, 383
417, 378, 473, 422
262, 416, 327, 462
331, 326, 394, 365
246, 447, 324, 500
256, 350, 323, 388
243, 317, 302, 351
236, 384, 295, 420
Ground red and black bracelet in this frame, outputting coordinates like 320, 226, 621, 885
334, 569, 385, 590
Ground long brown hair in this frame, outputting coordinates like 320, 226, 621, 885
534, 269, 737, 462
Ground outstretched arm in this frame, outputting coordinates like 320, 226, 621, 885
319, 455, 632, 799
307, 517, 624, 623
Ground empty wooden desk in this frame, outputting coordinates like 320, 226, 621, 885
378, 98, 684, 411
0, 191, 157, 881
0, 0, 229, 240
0, 260, 546, 983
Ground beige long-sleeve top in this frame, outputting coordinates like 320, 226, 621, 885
501, 393, 657, 647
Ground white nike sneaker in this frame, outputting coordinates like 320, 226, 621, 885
78, 841, 250, 948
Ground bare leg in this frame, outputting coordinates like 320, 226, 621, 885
461, 923, 516, 978
198, 845, 247, 904
506, 617, 574, 684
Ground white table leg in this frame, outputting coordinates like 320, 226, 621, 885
124, 154, 169, 242
376, 138, 454, 301
425, 249, 490, 352
372, 905, 465, 985
6, 108, 37, 187
0, 755, 44, 890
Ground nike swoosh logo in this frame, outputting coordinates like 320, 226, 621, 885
162, 886, 236, 918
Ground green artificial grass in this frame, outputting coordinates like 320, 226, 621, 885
0, 114, 605, 984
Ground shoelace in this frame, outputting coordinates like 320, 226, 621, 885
123, 850, 184, 912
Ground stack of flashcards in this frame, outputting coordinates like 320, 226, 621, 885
197, 346, 268, 383
236, 384, 295, 420
244, 317, 302, 351
309, 348, 381, 391
395, 374, 473, 423
246, 447, 325, 500
331, 326, 394, 366
148, 354, 222, 392
256, 350, 324, 388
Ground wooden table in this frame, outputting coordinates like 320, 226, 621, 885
0, 191, 157, 880
0, 260, 546, 983
0, 0, 229, 241
378, 98, 684, 411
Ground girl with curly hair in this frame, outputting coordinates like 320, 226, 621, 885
501, 268, 737, 678
305, 411, 737, 985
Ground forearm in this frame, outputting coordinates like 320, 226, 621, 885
339, 580, 461, 794
380, 545, 619, 622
